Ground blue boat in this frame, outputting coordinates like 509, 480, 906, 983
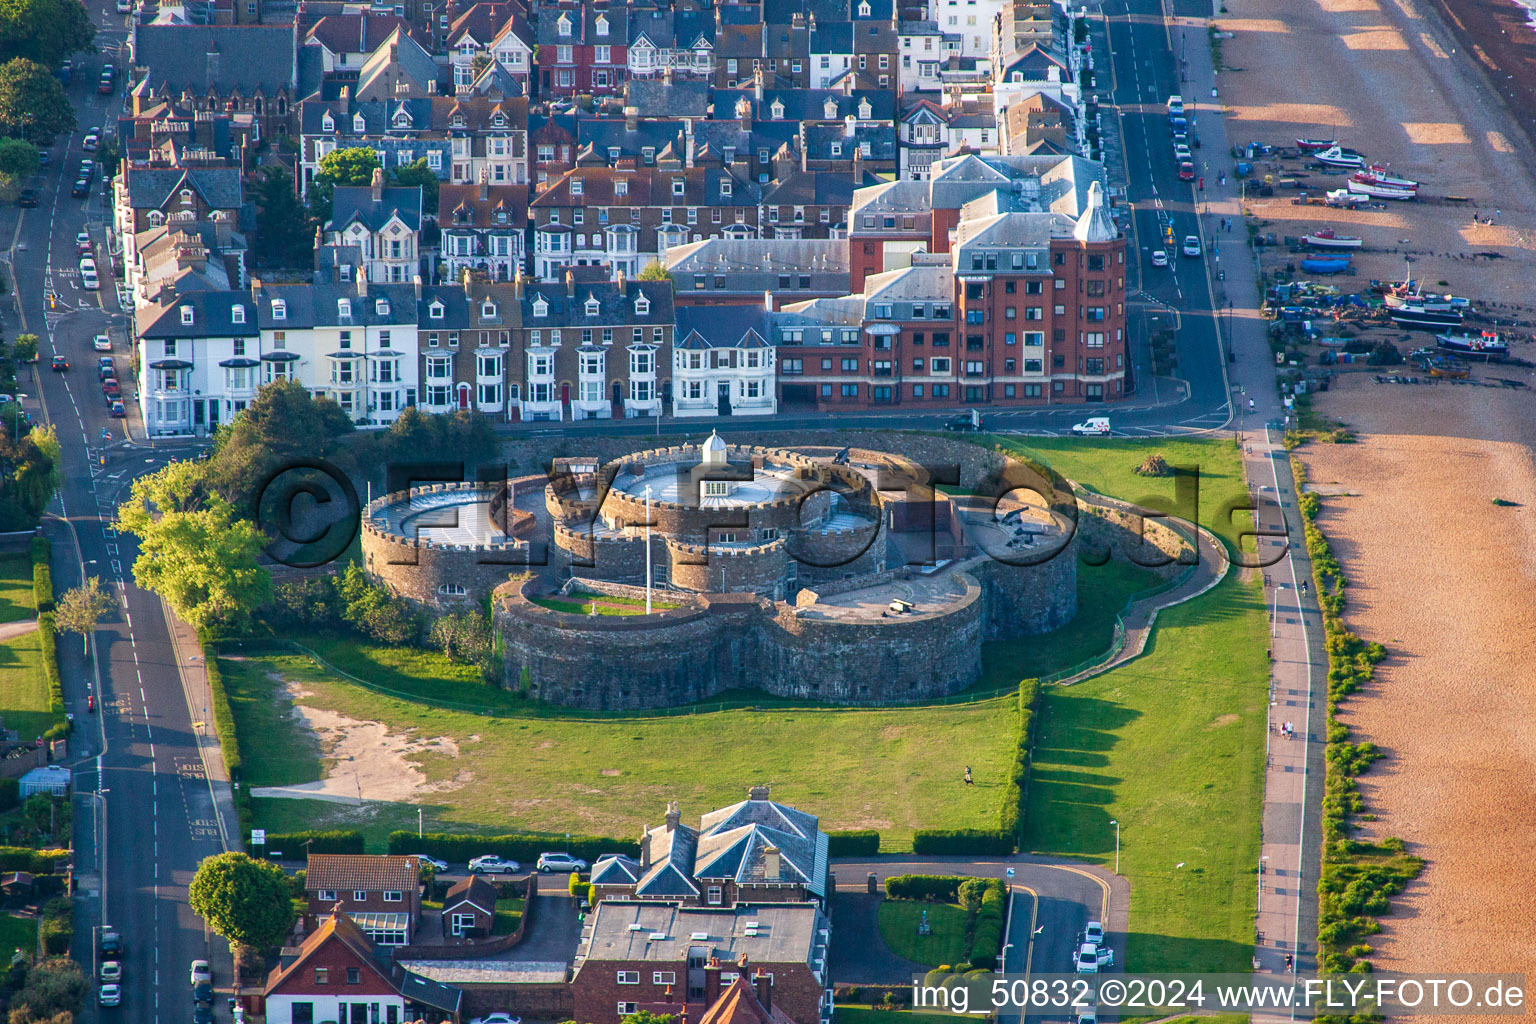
1300, 257, 1352, 274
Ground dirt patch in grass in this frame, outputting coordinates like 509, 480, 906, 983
249, 679, 472, 804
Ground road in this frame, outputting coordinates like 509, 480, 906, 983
0, 5, 234, 1024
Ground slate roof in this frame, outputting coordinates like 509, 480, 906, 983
330, 184, 424, 233
134, 24, 298, 95
761, 169, 874, 208
696, 794, 827, 897
307, 854, 420, 892
809, 21, 852, 53
698, 976, 796, 1024
306, 12, 424, 54
419, 285, 474, 329
356, 28, 441, 98
523, 280, 673, 330
124, 167, 243, 212
136, 289, 258, 340
578, 117, 687, 160
635, 820, 700, 897
675, 306, 772, 350
626, 79, 710, 118
254, 282, 422, 329
804, 123, 895, 162
590, 854, 640, 886
532, 167, 758, 208
440, 183, 529, 228
712, 88, 895, 122
665, 238, 848, 290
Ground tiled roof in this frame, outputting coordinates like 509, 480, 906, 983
675, 306, 773, 350
523, 280, 673, 329
331, 184, 424, 233
134, 24, 298, 95
532, 166, 757, 208
306, 13, 424, 55
441, 183, 529, 228
443, 875, 498, 915
265, 912, 390, 995
699, 976, 795, 1024
125, 167, 243, 212
306, 854, 420, 892
626, 79, 710, 118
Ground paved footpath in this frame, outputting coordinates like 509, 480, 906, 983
1167, 1, 1333, 1000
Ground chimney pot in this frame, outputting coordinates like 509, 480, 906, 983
754, 970, 772, 1013
664, 800, 681, 832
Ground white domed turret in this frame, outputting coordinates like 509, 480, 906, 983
1073, 180, 1118, 243
701, 430, 728, 467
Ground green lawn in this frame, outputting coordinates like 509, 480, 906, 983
999, 436, 1251, 551
1022, 572, 1270, 972
876, 901, 970, 967
0, 914, 35, 963
0, 553, 55, 743
492, 896, 524, 935
835, 1009, 973, 1024
0, 555, 34, 624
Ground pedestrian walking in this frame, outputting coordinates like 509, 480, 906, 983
963, 766, 974, 785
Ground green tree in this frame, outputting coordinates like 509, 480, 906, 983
7, 957, 85, 1024
621, 1013, 676, 1024
363, 407, 496, 476
0, 58, 74, 142
308, 146, 381, 226
0, 136, 36, 177
0, 0, 94, 68
338, 563, 418, 645
0, 421, 57, 530
115, 460, 271, 633
188, 852, 297, 952
52, 575, 113, 655
201, 378, 353, 510
429, 609, 492, 665
251, 165, 311, 269
11, 332, 36, 364
389, 156, 438, 216
637, 262, 674, 284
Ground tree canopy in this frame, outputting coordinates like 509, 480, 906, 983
0, 420, 57, 531
201, 378, 353, 510
115, 460, 271, 633
189, 852, 297, 952
53, 575, 113, 655
0, 0, 94, 69
307, 146, 380, 226
637, 262, 674, 284
0, 58, 74, 142
251, 165, 311, 269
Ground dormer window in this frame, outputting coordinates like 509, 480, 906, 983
616, 179, 629, 196
720, 180, 732, 198
180, 306, 195, 325
180, 188, 193, 205
723, 146, 736, 163
858, 99, 872, 119
571, 178, 583, 196
635, 295, 650, 314
492, 113, 506, 127
452, 113, 466, 128
858, 0, 871, 13
376, 298, 390, 316
429, 300, 444, 319
557, 13, 571, 35
322, 113, 335, 132
353, 113, 366, 133
532, 297, 548, 317
595, 14, 608, 35
672, 178, 685, 197
830, 142, 842, 157
482, 301, 497, 318
585, 296, 600, 316
338, 298, 352, 318
770, 100, 785, 119
824, 98, 838, 119
393, 107, 411, 127
272, 299, 286, 320
231, 305, 245, 324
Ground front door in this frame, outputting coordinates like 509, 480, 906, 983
717, 382, 731, 416
561, 382, 571, 405
457, 383, 471, 409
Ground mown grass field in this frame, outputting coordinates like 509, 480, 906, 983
876, 901, 970, 967
0, 553, 56, 741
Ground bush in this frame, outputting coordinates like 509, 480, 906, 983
203, 646, 251, 845
956, 877, 988, 911
39, 896, 70, 955
825, 830, 880, 857
387, 830, 639, 863
883, 874, 964, 902
912, 829, 1014, 856
0, 846, 70, 874
260, 830, 365, 855
969, 916, 1004, 970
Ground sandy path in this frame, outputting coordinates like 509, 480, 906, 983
250, 681, 471, 804
1296, 371, 1536, 986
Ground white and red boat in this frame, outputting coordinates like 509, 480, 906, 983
1302, 229, 1363, 249
1314, 145, 1367, 169
1347, 178, 1416, 200
1325, 188, 1370, 207
1295, 137, 1337, 152
1352, 165, 1418, 190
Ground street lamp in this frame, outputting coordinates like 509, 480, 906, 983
1109, 819, 1120, 875
1258, 855, 1268, 913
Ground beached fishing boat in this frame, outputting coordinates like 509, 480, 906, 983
1325, 189, 1370, 207
1436, 330, 1508, 359
1302, 229, 1364, 249
1354, 165, 1419, 190
1300, 256, 1352, 274
1384, 291, 1466, 312
1389, 302, 1464, 329
1346, 178, 1416, 200
1295, 137, 1337, 152
1314, 145, 1367, 169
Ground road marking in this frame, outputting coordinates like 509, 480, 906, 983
1043, 863, 1112, 923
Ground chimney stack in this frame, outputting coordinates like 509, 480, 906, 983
639, 827, 653, 870
461, 265, 473, 297
754, 970, 772, 1012
625, 105, 638, 131
748, 785, 769, 801
514, 267, 524, 300
664, 800, 681, 832
763, 289, 773, 312
762, 845, 780, 880
703, 959, 722, 1008
370, 166, 384, 202
565, 269, 576, 297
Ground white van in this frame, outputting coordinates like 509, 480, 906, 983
1070, 416, 1111, 436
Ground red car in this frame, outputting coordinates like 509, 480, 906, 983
87, 695, 95, 712
102, 377, 120, 398
1178, 161, 1196, 181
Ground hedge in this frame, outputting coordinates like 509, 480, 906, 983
884, 874, 964, 902
259, 830, 365, 855
31, 537, 52, 614
911, 829, 1014, 856
203, 645, 251, 847
387, 831, 640, 863
968, 879, 1008, 969
0, 778, 17, 813
0, 847, 71, 874
826, 830, 880, 857
29, 539, 67, 741
997, 680, 1040, 843
40, 896, 71, 955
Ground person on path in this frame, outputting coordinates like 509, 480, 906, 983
964, 766, 973, 785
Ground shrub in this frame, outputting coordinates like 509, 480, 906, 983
260, 830, 365, 855
31, 537, 52, 613
203, 646, 251, 845
826, 830, 880, 857
956, 878, 987, 911
39, 897, 71, 955
387, 830, 639, 862
883, 874, 963, 902
912, 829, 1013, 856
0, 778, 18, 812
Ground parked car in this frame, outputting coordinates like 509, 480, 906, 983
99, 359, 115, 378
98, 983, 121, 1007
83, 132, 99, 151
116, 0, 130, 11
1182, 235, 1203, 257
1173, 143, 1191, 162
79, 159, 94, 178
536, 852, 589, 873
193, 981, 212, 1005
1076, 1008, 1098, 1024
50, 355, 68, 372
75, 230, 90, 248
409, 854, 449, 872
1177, 161, 1196, 181
94, 334, 112, 351
16, 189, 37, 208
189, 961, 210, 986
71, 179, 88, 198
470, 1014, 522, 1024
467, 855, 520, 874
102, 378, 120, 398
1083, 921, 1104, 946
98, 70, 114, 95
99, 929, 121, 956
87, 694, 95, 711
109, 399, 125, 418
1150, 249, 1168, 267
942, 409, 982, 432
1070, 417, 1111, 437
81, 267, 99, 289
193, 1002, 213, 1024
1074, 942, 1113, 973
100, 961, 121, 982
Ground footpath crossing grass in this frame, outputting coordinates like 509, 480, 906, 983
1022, 572, 1269, 972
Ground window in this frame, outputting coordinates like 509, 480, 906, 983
314, 969, 329, 984
1026, 307, 1043, 320
618, 1005, 638, 1018
317, 889, 337, 902
383, 891, 403, 902
707, 886, 722, 905
840, 384, 858, 397
841, 358, 858, 371
352, 890, 367, 903
231, 306, 245, 324
346, 968, 360, 985
180, 307, 195, 325
654, 972, 677, 986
